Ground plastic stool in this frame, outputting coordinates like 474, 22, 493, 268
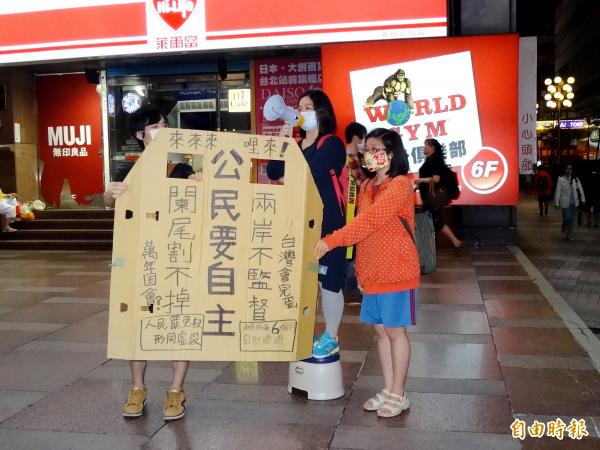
287, 353, 344, 400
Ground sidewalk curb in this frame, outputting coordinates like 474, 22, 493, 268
509, 246, 600, 373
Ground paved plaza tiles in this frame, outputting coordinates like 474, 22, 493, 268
1, 218, 600, 448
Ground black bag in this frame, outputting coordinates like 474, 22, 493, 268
399, 212, 436, 275
537, 176, 548, 191
444, 166, 460, 200
427, 184, 450, 210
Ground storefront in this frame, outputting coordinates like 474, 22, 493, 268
0, 0, 526, 214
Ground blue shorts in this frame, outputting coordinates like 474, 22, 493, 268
360, 289, 418, 328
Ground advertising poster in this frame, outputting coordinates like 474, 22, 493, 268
322, 34, 519, 205
36, 74, 103, 207
107, 129, 323, 361
253, 57, 322, 136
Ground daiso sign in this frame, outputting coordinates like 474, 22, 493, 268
322, 34, 519, 205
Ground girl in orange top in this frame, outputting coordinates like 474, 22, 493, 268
315, 128, 419, 418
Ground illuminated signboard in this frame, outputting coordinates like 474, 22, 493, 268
323, 34, 520, 206
0, 0, 447, 65
227, 89, 251, 113
536, 119, 588, 130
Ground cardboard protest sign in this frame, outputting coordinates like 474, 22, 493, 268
107, 129, 323, 361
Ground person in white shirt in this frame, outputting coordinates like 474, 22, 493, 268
554, 164, 585, 241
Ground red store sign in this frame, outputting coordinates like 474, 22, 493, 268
37, 74, 103, 207
0, 0, 447, 64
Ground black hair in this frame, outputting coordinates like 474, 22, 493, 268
424, 138, 446, 161
344, 122, 367, 144
298, 89, 336, 138
128, 104, 168, 148
365, 128, 409, 177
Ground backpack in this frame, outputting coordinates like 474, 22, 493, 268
317, 134, 349, 217
444, 166, 460, 201
399, 212, 436, 275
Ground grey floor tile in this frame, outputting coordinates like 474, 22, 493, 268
410, 310, 491, 335
169, 398, 344, 426
0, 303, 107, 324
0, 429, 148, 450
499, 354, 596, 370
0, 350, 108, 391
0, 389, 47, 422
145, 419, 334, 450
342, 390, 513, 434
56, 271, 111, 276
0, 322, 65, 332
39, 311, 108, 343
42, 297, 108, 304
215, 360, 361, 390
355, 375, 507, 396
409, 333, 493, 344
361, 341, 502, 379
0, 378, 203, 436
15, 341, 107, 354
2, 286, 78, 293
331, 425, 520, 450
0, 292, 57, 308
0, 330, 52, 353
340, 350, 368, 363
488, 318, 566, 328
419, 287, 483, 305
103, 359, 231, 371
198, 382, 349, 405
84, 365, 223, 383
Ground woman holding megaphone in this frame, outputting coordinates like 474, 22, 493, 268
266, 89, 347, 359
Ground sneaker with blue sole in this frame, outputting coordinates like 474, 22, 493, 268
313, 331, 339, 358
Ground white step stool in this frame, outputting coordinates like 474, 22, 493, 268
288, 353, 344, 400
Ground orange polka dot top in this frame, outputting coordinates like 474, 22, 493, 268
323, 175, 420, 294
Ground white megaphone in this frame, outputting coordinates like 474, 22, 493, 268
263, 95, 305, 127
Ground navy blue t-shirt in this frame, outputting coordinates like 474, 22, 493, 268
267, 135, 348, 292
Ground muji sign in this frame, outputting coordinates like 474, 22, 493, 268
153, 0, 197, 30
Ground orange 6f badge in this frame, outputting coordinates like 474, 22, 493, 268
461, 147, 509, 195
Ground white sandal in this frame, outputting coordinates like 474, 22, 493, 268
377, 392, 410, 418
363, 389, 390, 411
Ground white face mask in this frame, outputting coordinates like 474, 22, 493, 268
147, 129, 160, 141
300, 111, 318, 131
364, 151, 389, 172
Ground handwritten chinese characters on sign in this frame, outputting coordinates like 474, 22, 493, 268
107, 129, 323, 361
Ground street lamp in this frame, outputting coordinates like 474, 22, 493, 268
544, 76, 575, 159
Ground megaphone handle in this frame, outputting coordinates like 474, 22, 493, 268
279, 123, 293, 138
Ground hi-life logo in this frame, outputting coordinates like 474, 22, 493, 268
48, 125, 92, 158
350, 52, 483, 171
153, 0, 197, 30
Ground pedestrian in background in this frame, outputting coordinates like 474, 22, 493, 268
534, 164, 553, 216
413, 138, 462, 248
554, 164, 585, 241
